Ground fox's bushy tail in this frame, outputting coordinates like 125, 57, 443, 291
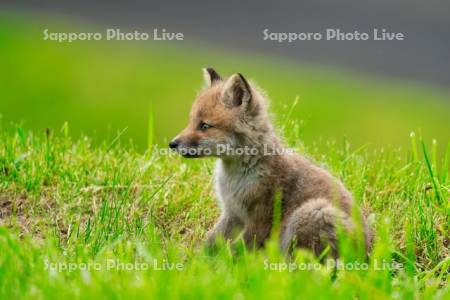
281, 198, 372, 257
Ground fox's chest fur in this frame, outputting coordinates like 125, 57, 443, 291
214, 160, 269, 222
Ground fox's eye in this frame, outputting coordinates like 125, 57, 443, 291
199, 121, 212, 131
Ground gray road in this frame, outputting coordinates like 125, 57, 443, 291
3, 0, 450, 88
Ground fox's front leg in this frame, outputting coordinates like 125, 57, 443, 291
206, 213, 242, 246
242, 204, 273, 249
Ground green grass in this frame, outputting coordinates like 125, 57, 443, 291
0, 124, 448, 299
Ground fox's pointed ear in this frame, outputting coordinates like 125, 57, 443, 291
220, 73, 252, 108
203, 67, 222, 86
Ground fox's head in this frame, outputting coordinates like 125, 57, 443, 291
169, 68, 272, 158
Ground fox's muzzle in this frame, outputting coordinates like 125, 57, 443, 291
169, 137, 204, 158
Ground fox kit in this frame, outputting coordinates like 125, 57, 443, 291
170, 68, 372, 256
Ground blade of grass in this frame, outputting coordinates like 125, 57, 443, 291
421, 140, 442, 204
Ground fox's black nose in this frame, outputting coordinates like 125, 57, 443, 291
169, 140, 179, 149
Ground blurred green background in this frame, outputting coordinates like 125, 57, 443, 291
1, 16, 449, 152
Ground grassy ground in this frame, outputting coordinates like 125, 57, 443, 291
0, 123, 448, 299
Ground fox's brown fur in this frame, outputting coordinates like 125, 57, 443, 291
170, 68, 372, 256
